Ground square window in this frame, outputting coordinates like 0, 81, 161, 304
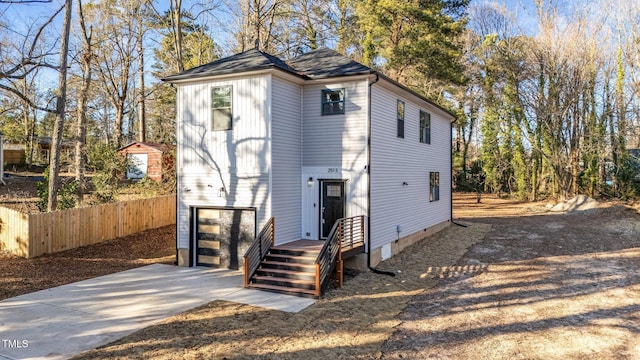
397, 100, 405, 138
430, 172, 440, 202
212, 86, 232, 131
322, 89, 345, 115
420, 110, 431, 144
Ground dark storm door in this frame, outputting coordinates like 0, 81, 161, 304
320, 181, 345, 239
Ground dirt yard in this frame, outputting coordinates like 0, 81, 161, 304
383, 194, 640, 359
0, 171, 41, 213
70, 194, 640, 360
2, 192, 638, 358
0, 226, 175, 301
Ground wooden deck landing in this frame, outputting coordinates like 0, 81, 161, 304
273, 239, 364, 260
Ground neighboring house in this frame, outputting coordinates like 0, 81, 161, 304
163, 48, 455, 273
3, 143, 26, 165
118, 142, 174, 182
34, 137, 75, 165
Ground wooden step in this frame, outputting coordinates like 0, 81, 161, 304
270, 248, 320, 257
247, 240, 326, 298
266, 253, 316, 264
253, 276, 316, 290
247, 283, 317, 297
260, 260, 316, 272
255, 267, 316, 280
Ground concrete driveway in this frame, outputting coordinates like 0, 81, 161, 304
0, 264, 315, 360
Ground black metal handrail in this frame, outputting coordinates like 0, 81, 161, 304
314, 215, 365, 296
243, 217, 274, 287
339, 216, 365, 250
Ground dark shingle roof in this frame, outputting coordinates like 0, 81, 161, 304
162, 47, 455, 119
288, 47, 374, 79
162, 49, 300, 82
162, 47, 375, 82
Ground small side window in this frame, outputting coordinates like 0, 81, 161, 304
212, 86, 232, 131
420, 110, 431, 144
397, 100, 405, 138
429, 172, 440, 202
322, 89, 345, 115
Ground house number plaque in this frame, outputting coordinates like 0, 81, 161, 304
328, 167, 340, 173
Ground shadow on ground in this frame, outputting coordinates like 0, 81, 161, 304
382, 203, 640, 359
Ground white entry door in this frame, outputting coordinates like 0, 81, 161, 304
126, 153, 148, 179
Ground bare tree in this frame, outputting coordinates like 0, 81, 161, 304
74, 0, 93, 205
137, 18, 146, 142
91, 0, 142, 147
233, 0, 282, 53
48, 0, 73, 212
169, 0, 185, 72
0, 6, 62, 113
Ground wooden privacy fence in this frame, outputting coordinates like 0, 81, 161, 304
0, 195, 176, 258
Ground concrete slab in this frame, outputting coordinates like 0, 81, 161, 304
0, 264, 315, 360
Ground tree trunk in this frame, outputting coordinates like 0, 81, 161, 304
75, 0, 92, 205
138, 22, 146, 142
114, 103, 124, 147
48, 0, 73, 212
170, 0, 184, 72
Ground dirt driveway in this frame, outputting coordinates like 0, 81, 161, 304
383, 194, 640, 359
72, 194, 640, 359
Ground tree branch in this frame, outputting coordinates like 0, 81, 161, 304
0, 83, 55, 113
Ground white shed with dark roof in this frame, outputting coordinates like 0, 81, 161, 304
163, 48, 455, 297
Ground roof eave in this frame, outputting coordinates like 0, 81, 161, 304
303, 69, 376, 80
374, 72, 457, 121
162, 64, 308, 84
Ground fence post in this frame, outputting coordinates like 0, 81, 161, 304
271, 218, 275, 247
315, 263, 321, 297
336, 251, 343, 288
244, 256, 250, 287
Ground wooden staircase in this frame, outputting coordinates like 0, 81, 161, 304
247, 241, 323, 297
244, 216, 365, 298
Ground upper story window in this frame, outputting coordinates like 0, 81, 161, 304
211, 85, 232, 131
430, 171, 440, 202
322, 88, 345, 115
397, 100, 405, 138
420, 110, 431, 144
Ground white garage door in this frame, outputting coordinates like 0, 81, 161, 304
126, 153, 148, 179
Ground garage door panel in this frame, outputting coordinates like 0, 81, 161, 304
193, 207, 256, 269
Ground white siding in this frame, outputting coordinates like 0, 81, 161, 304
271, 75, 302, 244
301, 80, 369, 239
369, 81, 452, 250
301, 167, 368, 240
302, 80, 368, 167
176, 75, 271, 251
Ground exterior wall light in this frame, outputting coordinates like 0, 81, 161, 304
307, 177, 314, 187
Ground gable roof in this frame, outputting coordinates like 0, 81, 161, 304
163, 47, 456, 120
162, 49, 300, 82
162, 47, 375, 82
287, 47, 374, 79
118, 141, 174, 153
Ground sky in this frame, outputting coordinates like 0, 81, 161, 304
0, 0, 540, 40
0, 0, 582, 91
